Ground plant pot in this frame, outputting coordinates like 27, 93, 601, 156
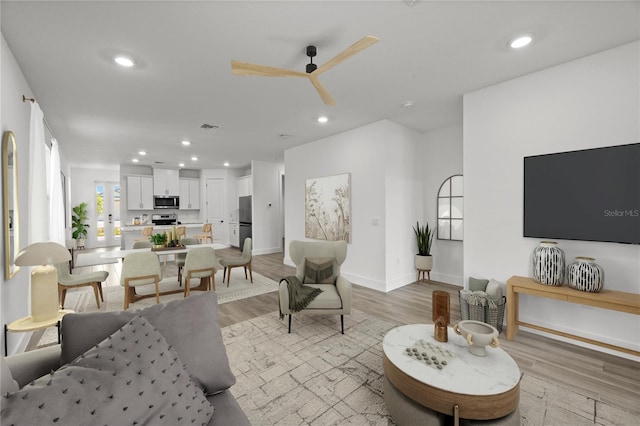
415, 254, 433, 271
76, 238, 85, 250
152, 244, 164, 250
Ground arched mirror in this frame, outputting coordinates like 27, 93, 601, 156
437, 174, 463, 241
3, 131, 20, 280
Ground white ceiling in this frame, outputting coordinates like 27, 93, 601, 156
2, 1, 638, 170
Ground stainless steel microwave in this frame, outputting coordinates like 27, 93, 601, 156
153, 196, 179, 209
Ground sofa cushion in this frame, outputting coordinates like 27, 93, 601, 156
303, 257, 334, 284
61, 292, 235, 395
1, 315, 214, 425
486, 279, 504, 302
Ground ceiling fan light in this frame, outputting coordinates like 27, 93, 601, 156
114, 56, 135, 67
306, 63, 317, 74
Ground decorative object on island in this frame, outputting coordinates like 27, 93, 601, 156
305, 173, 351, 242
432, 290, 450, 342
567, 256, 604, 293
150, 233, 168, 249
14, 242, 71, 322
71, 202, 90, 249
532, 240, 565, 285
413, 221, 435, 280
454, 320, 500, 357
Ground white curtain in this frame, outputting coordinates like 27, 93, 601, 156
49, 139, 65, 245
28, 102, 49, 243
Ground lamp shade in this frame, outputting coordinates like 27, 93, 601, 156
14, 242, 71, 267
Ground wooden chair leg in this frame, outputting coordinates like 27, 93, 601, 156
244, 266, 248, 280
58, 285, 67, 309
210, 273, 216, 291
98, 283, 104, 302
124, 282, 130, 310
248, 261, 253, 283
185, 277, 190, 298
91, 283, 101, 309
154, 279, 160, 305
223, 267, 227, 284
226, 266, 232, 287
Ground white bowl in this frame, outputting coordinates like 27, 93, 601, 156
454, 320, 499, 357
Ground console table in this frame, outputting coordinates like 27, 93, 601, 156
506, 276, 640, 357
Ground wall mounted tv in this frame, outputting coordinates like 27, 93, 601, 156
524, 143, 639, 245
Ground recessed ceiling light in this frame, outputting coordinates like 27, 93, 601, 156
138, 151, 146, 156
179, 163, 185, 167
181, 140, 190, 146
509, 34, 533, 49
114, 56, 135, 67
191, 156, 198, 161
132, 158, 139, 163
317, 116, 329, 124
223, 162, 230, 167
401, 100, 414, 109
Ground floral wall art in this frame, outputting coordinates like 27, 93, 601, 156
305, 173, 351, 242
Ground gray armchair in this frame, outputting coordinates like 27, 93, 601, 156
56, 263, 108, 309
279, 240, 351, 333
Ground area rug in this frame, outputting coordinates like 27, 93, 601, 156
36, 270, 278, 348
223, 311, 638, 426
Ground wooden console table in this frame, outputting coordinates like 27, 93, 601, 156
506, 276, 640, 357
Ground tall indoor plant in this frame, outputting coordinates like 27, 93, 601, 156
413, 221, 435, 273
72, 202, 90, 249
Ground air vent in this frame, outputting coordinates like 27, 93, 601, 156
200, 123, 220, 129
154, 161, 165, 164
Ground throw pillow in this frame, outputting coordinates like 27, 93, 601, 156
1, 316, 214, 425
486, 279, 504, 302
303, 257, 334, 284
61, 291, 235, 396
468, 277, 489, 292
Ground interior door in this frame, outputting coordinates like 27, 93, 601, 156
205, 178, 225, 244
95, 181, 121, 247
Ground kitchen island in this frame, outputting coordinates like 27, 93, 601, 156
121, 223, 206, 249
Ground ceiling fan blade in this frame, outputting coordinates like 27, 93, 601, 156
315, 35, 379, 75
309, 76, 336, 106
231, 60, 308, 77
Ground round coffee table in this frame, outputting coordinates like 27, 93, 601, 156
383, 324, 520, 423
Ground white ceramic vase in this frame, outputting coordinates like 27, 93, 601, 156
533, 241, 565, 286
567, 257, 604, 293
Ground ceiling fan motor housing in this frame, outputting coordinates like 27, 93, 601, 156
306, 45, 317, 73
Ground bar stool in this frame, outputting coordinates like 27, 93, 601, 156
135, 226, 154, 243
176, 226, 186, 241
195, 223, 213, 244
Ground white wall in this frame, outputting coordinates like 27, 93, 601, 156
464, 41, 640, 359
251, 160, 284, 255
1, 35, 33, 354
285, 119, 422, 292
421, 125, 464, 285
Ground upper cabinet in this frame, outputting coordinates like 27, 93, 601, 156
153, 168, 179, 196
237, 175, 252, 197
127, 175, 154, 210
179, 178, 200, 210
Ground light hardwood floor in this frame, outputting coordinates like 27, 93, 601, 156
60, 247, 640, 415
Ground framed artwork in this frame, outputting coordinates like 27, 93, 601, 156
305, 173, 351, 242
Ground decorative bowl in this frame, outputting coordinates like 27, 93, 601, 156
453, 320, 499, 357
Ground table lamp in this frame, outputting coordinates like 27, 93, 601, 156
14, 242, 71, 323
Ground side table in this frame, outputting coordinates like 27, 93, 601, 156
4, 310, 73, 356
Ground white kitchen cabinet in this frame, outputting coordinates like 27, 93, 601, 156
153, 168, 180, 196
236, 175, 252, 197
230, 223, 240, 248
179, 178, 200, 210
127, 175, 154, 210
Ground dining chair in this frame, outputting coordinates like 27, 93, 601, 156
183, 247, 220, 297
220, 238, 253, 286
120, 251, 161, 309
176, 237, 200, 284
132, 240, 153, 249
55, 263, 109, 309
195, 223, 213, 244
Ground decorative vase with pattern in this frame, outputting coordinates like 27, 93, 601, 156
567, 257, 604, 293
533, 241, 565, 286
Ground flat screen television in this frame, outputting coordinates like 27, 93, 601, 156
523, 143, 639, 244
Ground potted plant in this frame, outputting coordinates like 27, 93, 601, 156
413, 221, 435, 273
150, 233, 168, 249
72, 202, 90, 249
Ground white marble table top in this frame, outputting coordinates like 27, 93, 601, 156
383, 324, 520, 396
98, 243, 225, 260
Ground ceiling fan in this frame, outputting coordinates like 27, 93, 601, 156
231, 35, 379, 106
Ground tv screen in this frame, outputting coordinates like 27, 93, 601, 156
524, 143, 640, 244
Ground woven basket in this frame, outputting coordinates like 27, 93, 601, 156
458, 290, 506, 333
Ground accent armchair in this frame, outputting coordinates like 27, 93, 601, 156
278, 240, 351, 333
220, 238, 252, 286
56, 263, 109, 309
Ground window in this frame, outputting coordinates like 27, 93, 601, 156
437, 174, 463, 241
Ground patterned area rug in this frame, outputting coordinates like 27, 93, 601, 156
223, 311, 638, 426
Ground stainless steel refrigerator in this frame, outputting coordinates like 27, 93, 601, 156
239, 196, 252, 251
